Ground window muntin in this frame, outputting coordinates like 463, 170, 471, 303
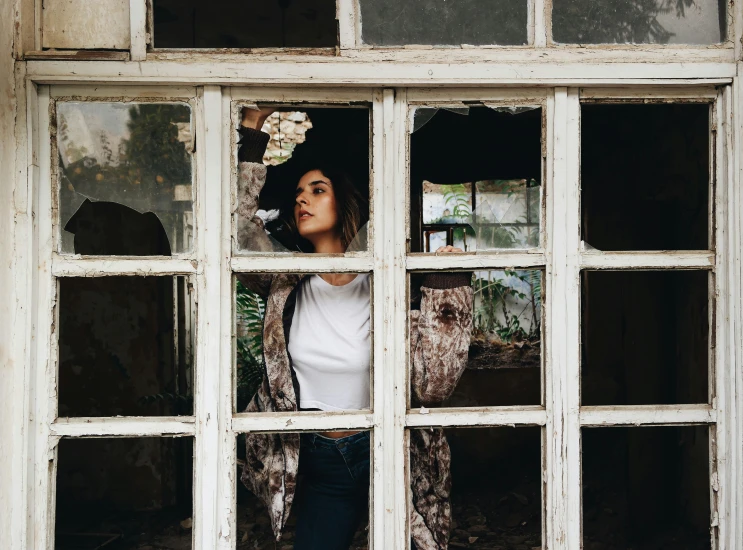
54, 99, 196, 256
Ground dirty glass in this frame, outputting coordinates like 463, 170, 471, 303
153, 0, 336, 48
410, 106, 542, 253
58, 277, 194, 417
234, 273, 372, 413
583, 427, 710, 549
56, 101, 194, 255
55, 437, 193, 549
581, 103, 709, 251
360, 0, 529, 45
236, 432, 370, 548
409, 270, 542, 408
409, 427, 542, 548
235, 106, 370, 254
581, 270, 709, 406
552, 0, 726, 44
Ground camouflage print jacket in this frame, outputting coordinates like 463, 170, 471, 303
235, 159, 474, 550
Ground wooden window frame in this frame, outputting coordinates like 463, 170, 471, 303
20, 78, 741, 550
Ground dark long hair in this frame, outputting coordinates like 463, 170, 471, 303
283, 166, 368, 252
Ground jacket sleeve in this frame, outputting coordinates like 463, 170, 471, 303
410, 272, 474, 406
235, 127, 275, 299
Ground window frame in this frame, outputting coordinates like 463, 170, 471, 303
23, 80, 739, 550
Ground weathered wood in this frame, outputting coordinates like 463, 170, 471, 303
51, 417, 196, 437
42, 0, 130, 50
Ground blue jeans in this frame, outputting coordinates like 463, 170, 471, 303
293, 431, 370, 550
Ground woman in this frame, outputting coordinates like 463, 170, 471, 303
236, 107, 474, 550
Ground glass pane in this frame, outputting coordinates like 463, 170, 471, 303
58, 277, 194, 417
56, 437, 193, 549
410, 270, 541, 408
236, 432, 370, 548
581, 270, 708, 406
411, 106, 542, 252
583, 427, 710, 549
552, 0, 726, 44
360, 0, 529, 45
409, 427, 542, 549
153, 0, 336, 48
235, 273, 372, 413
235, 106, 370, 254
57, 101, 194, 255
581, 103, 709, 251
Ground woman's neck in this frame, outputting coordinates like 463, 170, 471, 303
309, 233, 345, 254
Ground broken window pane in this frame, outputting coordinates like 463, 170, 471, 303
235, 106, 370, 254
235, 273, 372, 413
581, 103, 709, 251
236, 432, 370, 547
56, 437, 193, 549
553, 0, 726, 44
581, 270, 709, 406
57, 101, 194, 255
153, 0, 336, 48
411, 106, 542, 253
410, 270, 542, 408
409, 427, 541, 549
583, 426, 710, 549
360, 0, 529, 45
58, 277, 194, 417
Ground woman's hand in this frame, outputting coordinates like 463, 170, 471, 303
434, 245, 464, 253
241, 106, 276, 130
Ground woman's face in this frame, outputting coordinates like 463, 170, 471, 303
294, 169, 340, 241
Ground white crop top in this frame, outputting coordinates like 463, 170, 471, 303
287, 274, 371, 411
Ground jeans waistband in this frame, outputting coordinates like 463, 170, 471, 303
302, 430, 370, 450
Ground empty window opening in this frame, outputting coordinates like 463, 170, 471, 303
58, 276, 194, 417
236, 105, 370, 254
581, 270, 709, 406
582, 426, 711, 550
153, 0, 337, 49
55, 437, 193, 550
581, 103, 710, 251
360, 0, 529, 46
236, 432, 370, 548
552, 0, 727, 44
56, 101, 194, 255
410, 106, 542, 253
410, 270, 542, 408
410, 427, 542, 549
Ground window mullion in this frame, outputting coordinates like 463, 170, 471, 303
193, 85, 222, 550
370, 88, 408, 550
31, 84, 56, 550
545, 87, 581, 550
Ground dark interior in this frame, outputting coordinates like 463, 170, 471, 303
581, 103, 710, 251
153, 0, 337, 49
581, 270, 709, 406
55, 437, 193, 549
583, 426, 711, 550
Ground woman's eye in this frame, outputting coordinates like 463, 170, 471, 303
313, 188, 324, 194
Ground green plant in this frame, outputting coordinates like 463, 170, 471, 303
473, 270, 541, 344
235, 280, 267, 411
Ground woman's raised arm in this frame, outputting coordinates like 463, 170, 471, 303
235, 107, 277, 299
